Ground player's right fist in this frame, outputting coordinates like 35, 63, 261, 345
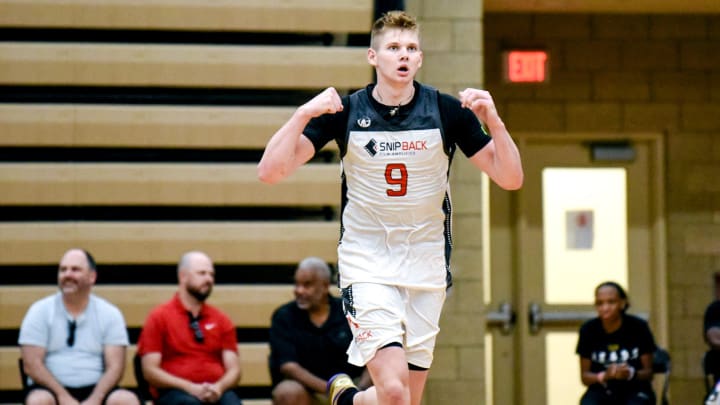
300, 87, 344, 118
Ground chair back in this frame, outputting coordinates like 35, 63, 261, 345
133, 353, 153, 403
653, 347, 671, 405
705, 350, 720, 395
18, 358, 29, 390
653, 348, 671, 373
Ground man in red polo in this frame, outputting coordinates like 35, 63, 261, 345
138, 251, 242, 405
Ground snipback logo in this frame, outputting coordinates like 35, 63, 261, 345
364, 138, 428, 157
364, 139, 378, 157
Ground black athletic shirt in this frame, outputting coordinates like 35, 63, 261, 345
303, 81, 492, 159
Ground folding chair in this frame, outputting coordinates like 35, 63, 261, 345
18, 358, 29, 390
704, 350, 720, 402
133, 353, 153, 404
653, 347, 671, 405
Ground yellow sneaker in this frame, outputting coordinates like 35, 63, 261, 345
327, 373, 357, 405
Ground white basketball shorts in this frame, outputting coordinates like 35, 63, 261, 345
341, 282, 446, 369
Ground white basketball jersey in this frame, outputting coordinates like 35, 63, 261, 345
338, 85, 453, 289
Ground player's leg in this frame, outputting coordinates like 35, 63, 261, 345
408, 369, 429, 405
404, 287, 446, 405
349, 285, 443, 405
354, 344, 410, 405
329, 345, 410, 405
330, 283, 408, 405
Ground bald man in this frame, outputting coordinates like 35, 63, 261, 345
19, 248, 140, 405
269, 257, 370, 405
138, 251, 242, 405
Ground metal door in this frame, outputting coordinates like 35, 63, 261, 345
485, 134, 667, 405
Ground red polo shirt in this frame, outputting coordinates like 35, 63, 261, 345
138, 293, 237, 386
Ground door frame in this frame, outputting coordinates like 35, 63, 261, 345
485, 132, 667, 405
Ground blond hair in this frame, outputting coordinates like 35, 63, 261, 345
370, 10, 419, 50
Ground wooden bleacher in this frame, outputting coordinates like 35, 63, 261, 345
0, 42, 371, 89
0, 0, 373, 402
0, 221, 339, 265
0, 0, 372, 33
0, 163, 339, 206
0, 104, 296, 149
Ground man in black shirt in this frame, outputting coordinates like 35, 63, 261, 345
269, 258, 370, 405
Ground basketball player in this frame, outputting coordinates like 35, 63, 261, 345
258, 10, 523, 405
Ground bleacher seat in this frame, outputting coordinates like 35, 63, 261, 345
0, 0, 373, 401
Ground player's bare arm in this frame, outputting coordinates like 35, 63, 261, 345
257, 87, 343, 184
460, 88, 524, 190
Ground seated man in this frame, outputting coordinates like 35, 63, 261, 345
138, 251, 242, 405
269, 257, 370, 405
19, 248, 140, 405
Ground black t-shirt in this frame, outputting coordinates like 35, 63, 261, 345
576, 314, 657, 394
303, 81, 491, 159
268, 295, 363, 387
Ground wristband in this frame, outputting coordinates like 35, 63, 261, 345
627, 366, 636, 381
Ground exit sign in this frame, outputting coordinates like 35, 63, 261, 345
503, 50, 549, 83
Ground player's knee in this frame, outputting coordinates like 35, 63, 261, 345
25, 388, 57, 405
376, 378, 408, 403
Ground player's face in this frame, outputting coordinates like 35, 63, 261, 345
57, 249, 96, 296
594, 286, 625, 323
368, 28, 422, 85
293, 268, 328, 311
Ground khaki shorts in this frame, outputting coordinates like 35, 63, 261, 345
341, 283, 446, 368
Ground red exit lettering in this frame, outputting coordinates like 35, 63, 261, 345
505, 51, 548, 83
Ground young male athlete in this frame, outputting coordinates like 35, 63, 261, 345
257, 10, 523, 405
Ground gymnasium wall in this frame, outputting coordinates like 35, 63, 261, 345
484, 11, 720, 405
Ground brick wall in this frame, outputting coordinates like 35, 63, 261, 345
484, 12, 720, 405
398, 3, 720, 403
409, 0, 488, 403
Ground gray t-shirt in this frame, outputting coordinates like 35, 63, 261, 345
18, 292, 129, 388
